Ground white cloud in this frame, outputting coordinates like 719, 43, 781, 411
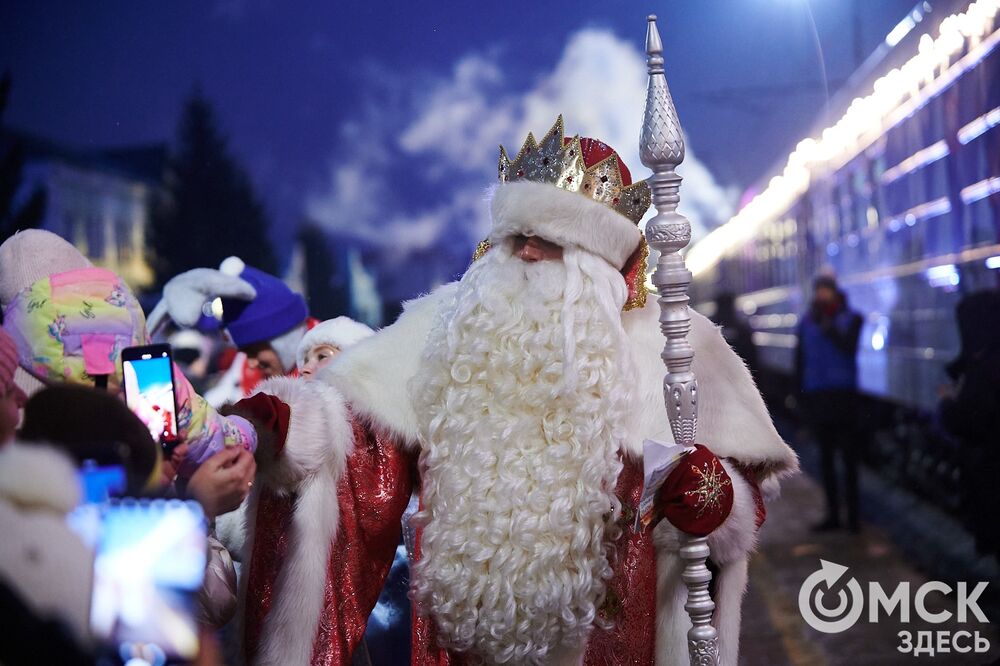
307, 28, 737, 301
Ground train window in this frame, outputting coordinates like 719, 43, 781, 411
967, 197, 998, 246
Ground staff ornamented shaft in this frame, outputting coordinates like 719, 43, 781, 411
639, 14, 720, 666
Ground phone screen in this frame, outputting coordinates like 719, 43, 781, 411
88, 499, 206, 662
78, 461, 127, 505
122, 348, 179, 444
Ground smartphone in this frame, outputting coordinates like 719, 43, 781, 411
78, 460, 127, 505
89, 499, 207, 664
122, 344, 180, 448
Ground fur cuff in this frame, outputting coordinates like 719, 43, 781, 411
232, 376, 355, 496
490, 181, 642, 270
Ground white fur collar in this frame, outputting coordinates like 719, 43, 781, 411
319, 283, 457, 446
0, 442, 81, 513
321, 283, 797, 476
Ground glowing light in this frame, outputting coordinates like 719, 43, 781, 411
871, 317, 889, 351
880, 140, 950, 184
985, 255, 1000, 269
957, 105, 1000, 143
886, 197, 951, 229
751, 332, 797, 349
886, 13, 919, 48
209, 297, 224, 320
925, 263, 960, 288
687, 0, 1000, 277
960, 176, 1000, 203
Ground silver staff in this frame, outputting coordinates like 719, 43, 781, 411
639, 14, 720, 666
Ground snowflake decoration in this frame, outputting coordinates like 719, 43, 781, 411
684, 458, 731, 517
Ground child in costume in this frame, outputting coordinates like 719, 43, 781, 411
296, 316, 374, 378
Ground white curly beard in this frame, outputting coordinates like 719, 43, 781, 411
409, 245, 637, 664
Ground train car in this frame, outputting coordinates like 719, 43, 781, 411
688, 0, 999, 510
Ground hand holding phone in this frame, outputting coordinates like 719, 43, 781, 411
122, 344, 180, 448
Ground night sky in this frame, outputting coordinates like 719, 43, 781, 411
1, 0, 920, 292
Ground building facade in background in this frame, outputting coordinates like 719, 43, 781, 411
9, 130, 164, 292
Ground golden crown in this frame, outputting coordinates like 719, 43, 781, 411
498, 116, 651, 224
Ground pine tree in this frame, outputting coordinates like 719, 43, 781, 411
0, 71, 46, 245
298, 223, 350, 320
150, 90, 276, 286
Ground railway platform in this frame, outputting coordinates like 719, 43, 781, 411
739, 431, 1000, 665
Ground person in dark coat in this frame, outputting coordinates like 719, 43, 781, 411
714, 292, 759, 383
939, 290, 1000, 560
796, 275, 864, 532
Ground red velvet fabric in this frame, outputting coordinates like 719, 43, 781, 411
658, 444, 734, 537
564, 136, 633, 184
242, 416, 414, 664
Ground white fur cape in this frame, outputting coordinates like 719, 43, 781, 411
322, 282, 798, 665
239, 282, 798, 665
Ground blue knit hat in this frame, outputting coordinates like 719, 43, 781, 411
221, 265, 308, 347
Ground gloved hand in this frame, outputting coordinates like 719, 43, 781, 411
658, 444, 734, 537
147, 268, 257, 333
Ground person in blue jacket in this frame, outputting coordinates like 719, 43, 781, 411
796, 275, 864, 533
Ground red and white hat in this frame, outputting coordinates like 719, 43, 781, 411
295, 316, 375, 368
484, 116, 652, 310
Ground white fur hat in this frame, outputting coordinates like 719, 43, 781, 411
490, 181, 643, 270
489, 125, 649, 271
296, 317, 375, 368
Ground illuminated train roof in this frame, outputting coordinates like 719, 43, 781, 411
687, 0, 1000, 278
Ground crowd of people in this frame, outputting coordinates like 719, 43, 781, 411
0, 124, 799, 666
0, 230, 378, 665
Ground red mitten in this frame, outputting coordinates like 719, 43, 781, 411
230, 393, 290, 459
658, 444, 734, 536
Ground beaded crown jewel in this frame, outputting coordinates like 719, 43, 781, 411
498, 116, 652, 225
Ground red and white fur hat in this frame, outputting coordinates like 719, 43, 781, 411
481, 116, 653, 310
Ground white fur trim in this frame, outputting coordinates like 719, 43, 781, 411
324, 281, 798, 478
319, 283, 458, 446
623, 297, 799, 475
490, 181, 642, 270
295, 317, 375, 368
653, 460, 758, 665
238, 376, 355, 665
654, 552, 748, 666
0, 442, 80, 512
253, 458, 343, 666
250, 375, 354, 494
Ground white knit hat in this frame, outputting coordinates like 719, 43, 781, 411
0, 230, 92, 308
296, 317, 375, 368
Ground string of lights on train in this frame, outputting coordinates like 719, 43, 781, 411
685, 0, 1000, 278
